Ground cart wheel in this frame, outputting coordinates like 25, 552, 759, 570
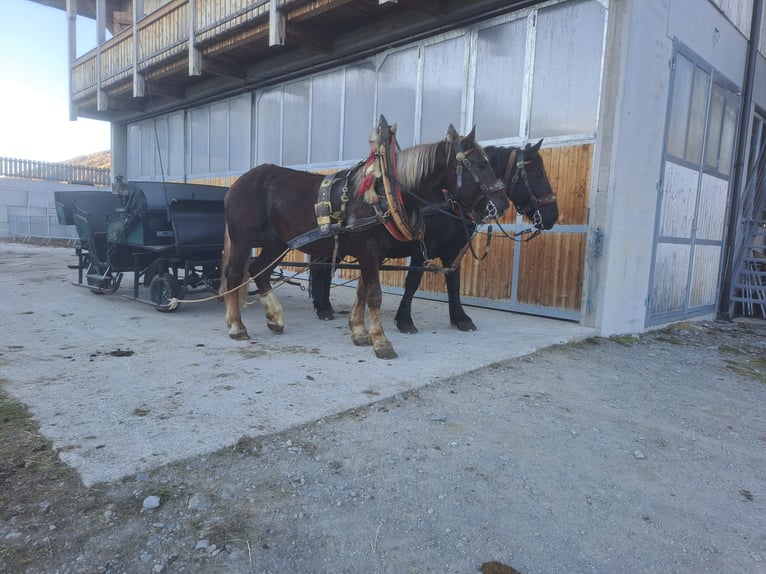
150, 274, 181, 312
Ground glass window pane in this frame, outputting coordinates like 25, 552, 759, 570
377, 47, 418, 147
474, 18, 526, 140
530, 0, 606, 138
141, 122, 154, 177
667, 54, 694, 160
210, 102, 229, 173
703, 83, 724, 171
421, 36, 465, 142
311, 72, 342, 163
685, 66, 709, 165
152, 119, 168, 177
127, 124, 140, 179
283, 80, 309, 166
256, 89, 281, 166
229, 94, 251, 172
343, 63, 376, 160
717, 91, 738, 177
190, 107, 209, 174
168, 112, 184, 177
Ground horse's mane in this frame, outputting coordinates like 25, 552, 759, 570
395, 142, 444, 189
483, 146, 513, 176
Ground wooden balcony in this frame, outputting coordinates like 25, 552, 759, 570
67, 0, 519, 121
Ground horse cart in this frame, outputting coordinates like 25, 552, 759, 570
54, 180, 227, 311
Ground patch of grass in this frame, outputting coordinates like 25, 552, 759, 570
0, 394, 29, 426
718, 344, 745, 355
725, 360, 766, 384
610, 334, 643, 346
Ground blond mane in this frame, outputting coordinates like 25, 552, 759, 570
395, 142, 444, 189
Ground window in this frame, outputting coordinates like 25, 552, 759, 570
343, 64, 376, 160
311, 71, 343, 164
377, 47, 418, 148
421, 36, 466, 142
188, 94, 251, 176
529, 0, 605, 138
256, 89, 282, 166
283, 81, 310, 166
473, 18, 526, 141
127, 112, 184, 180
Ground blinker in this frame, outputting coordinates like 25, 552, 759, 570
487, 179, 505, 194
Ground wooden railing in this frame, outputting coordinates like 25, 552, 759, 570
0, 157, 111, 186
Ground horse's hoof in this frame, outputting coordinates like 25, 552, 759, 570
374, 345, 398, 360
352, 334, 372, 347
453, 319, 477, 332
267, 322, 284, 334
395, 320, 418, 334
228, 329, 250, 341
316, 310, 335, 321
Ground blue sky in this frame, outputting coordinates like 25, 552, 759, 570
0, 0, 111, 162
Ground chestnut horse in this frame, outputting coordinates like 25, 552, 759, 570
221, 117, 509, 359
310, 140, 559, 332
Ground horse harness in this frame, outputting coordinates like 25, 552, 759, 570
503, 147, 557, 236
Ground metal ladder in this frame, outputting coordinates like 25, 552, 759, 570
730, 145, 766, 317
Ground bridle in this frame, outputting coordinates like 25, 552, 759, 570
446, 129, 506, 224
502, 146, 557, 234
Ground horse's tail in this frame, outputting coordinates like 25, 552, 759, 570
220, 224, 232, 298
219, 224, 249, 306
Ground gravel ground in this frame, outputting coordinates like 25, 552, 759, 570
1, 242, 765, 574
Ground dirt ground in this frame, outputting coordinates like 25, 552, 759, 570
1, 243, 765, 574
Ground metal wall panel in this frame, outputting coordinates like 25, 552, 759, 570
689, 244, 723, 308
651, 243, 691, 315
659, 162, 698, 239
697, 173, 729, 240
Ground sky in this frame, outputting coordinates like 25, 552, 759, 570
0, 0, 111, 162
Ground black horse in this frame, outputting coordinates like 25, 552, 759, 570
310, 140, 558, 333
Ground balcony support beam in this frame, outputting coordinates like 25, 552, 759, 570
189, 0, 202, 76
269, 0, 286, 47
133, 0, 144, 98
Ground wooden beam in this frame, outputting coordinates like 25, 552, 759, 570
132, 0, 142, 97
399, 0, 440, 13
133, 72, 145, 98
286, 22, 333, 53
145, 80, 185, 100
104, 95, 146, 112
189, 0, 202, 76
269, 0, 286, 47
97, 88, 109, 112
111, 10, 132, 32
201, 58, 248, 80
96, 0, 105, 44
287, 0, 355, 23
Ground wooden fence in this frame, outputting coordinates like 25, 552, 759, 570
0, 157, 110, 186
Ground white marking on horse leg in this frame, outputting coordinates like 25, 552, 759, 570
368, 294, 396, 359
349, 280, 370, 346
224, 290, 249, 340
260, 290, 284, 334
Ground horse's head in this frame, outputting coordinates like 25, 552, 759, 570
445, 125, 510, 223
488, 140, 559, 230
